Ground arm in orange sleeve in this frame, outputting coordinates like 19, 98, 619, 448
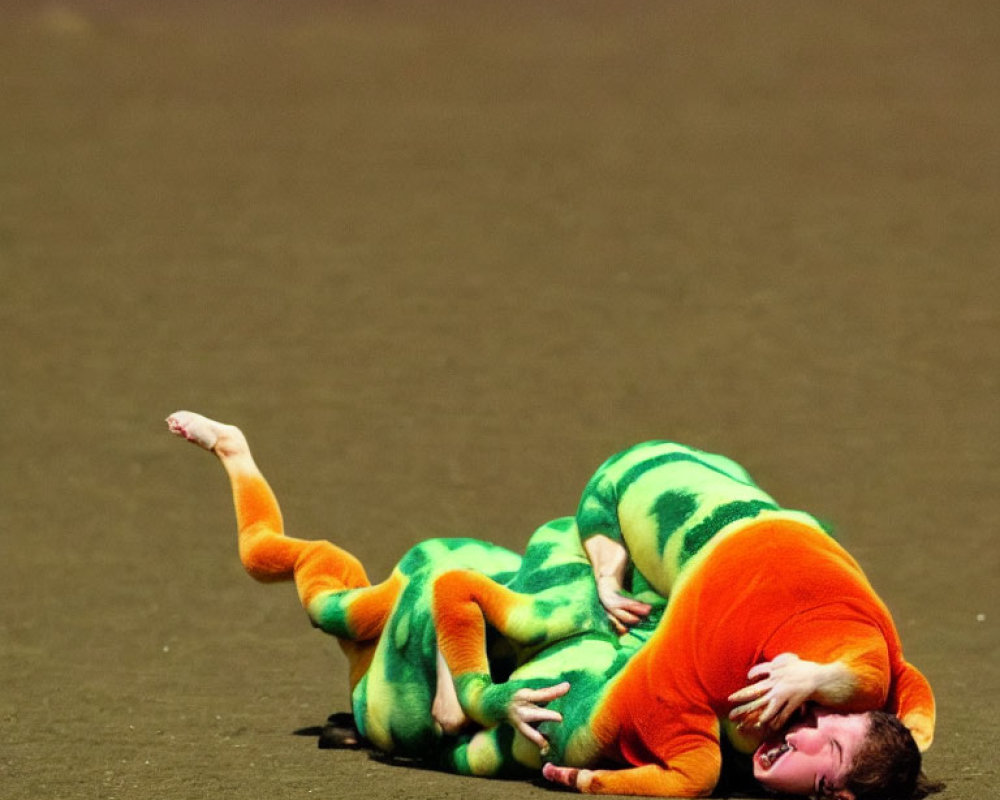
432, 570, 503, 679
889, 659, 936, 751
432, 569, 582, 727
733, 617, 935, 750
544, 743, 721, 797
765, 615, 891, 713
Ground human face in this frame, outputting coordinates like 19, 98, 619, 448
752, 708, 871, 797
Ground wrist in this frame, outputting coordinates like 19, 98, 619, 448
455, 673, 509, 725
810, 661, 856, 706
597, 573, 622, 589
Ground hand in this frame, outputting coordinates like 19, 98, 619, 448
585, 535, 651, 634
542, 762, 593, 791
596, 576, 652, 634
728, 653, 825, 731
508, 681, 570, 753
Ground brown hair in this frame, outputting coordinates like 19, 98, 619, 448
837, 711, 944, 800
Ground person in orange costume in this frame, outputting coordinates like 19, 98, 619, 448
434, 441, 937, 798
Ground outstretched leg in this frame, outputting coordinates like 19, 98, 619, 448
167, 410, 368, 591
166, 411, 401, 686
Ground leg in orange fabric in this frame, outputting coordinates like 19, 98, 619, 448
167, 412, 575, 763
432, 517, 614, 732
166, 411, 400, 687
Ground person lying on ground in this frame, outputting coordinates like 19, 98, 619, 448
433, 441, 938, 798
167, 410, 620, 764
166, 413, 938, 799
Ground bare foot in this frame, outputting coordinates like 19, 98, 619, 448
166, 411, 249, 459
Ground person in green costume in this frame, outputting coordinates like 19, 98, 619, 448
166, 410, 655, 775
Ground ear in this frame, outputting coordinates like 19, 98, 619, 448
817, 779, 855, 800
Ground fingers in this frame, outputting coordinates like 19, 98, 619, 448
754, 698, 786, 728
729, 696, 766, 721
746, 653, 798, 679
599, 586, 653, 631
604, 594, 653, 617
514, 716, 551, 751
607, 613, 628, 635
730, 693, 787, 731
746, 664, 769, 681
520, 708, 564, 726
728, 681, 770, 705
611, 596, 653, 616
509, 682, 570, 753
747, 660, 778, 681
520, 682, 571, 704
511, 699, 564, 727
732, 696, 797, 732
731, 654, 812, 731
609, 607, 642, 627
764, 701, 802, 730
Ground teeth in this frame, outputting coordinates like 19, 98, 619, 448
761, 743, 790, 768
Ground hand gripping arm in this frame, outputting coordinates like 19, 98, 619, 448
583, 535, 652, 634
729, 617, 893, 733
432, 569, 570, 730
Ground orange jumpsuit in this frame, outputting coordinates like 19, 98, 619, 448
580, 518, 935, 796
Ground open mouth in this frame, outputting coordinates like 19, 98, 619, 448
755, 740, 792, 770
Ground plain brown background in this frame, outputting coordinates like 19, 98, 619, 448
2, 2, 997, 798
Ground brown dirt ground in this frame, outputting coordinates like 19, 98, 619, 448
2, 2, 997, 798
